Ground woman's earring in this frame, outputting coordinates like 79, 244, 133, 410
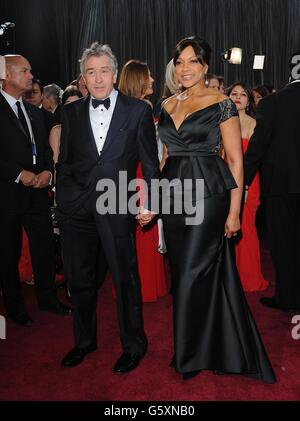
178, 82, 182, 90
204, 73, 208, 87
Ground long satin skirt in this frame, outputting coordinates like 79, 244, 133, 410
163, 191, 276, 383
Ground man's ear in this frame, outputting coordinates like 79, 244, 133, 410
113, 73, 117, 84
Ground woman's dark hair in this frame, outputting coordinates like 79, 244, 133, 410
227, 82, 254, 116
251, 85, 270, 98
61, 86, 83, 105
173, 36, 211, 66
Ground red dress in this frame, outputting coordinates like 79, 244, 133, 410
135, 162, 168, 302
18, 229, 33, 283
235, 138, 269, 292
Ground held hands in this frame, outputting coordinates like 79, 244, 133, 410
224, 213, 240, 239
20, 170, 51, 188
136, 206, 156, 227
33, 171, 52, 188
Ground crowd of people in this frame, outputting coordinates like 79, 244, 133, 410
1, 37, 300, 384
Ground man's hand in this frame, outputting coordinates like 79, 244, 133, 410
20, 170, 37, 187
136, 207, 156, 227
33, 171, 52, 189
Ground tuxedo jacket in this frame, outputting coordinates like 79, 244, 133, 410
244, 82, 300, 196
0, 92, 54, 215
56, 91, 160, 235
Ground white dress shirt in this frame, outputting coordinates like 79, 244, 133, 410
89, 88, 118, 155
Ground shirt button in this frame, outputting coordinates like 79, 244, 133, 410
100, 123, 103, 125
100, 137, 102, 139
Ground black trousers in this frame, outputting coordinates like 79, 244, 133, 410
0, 207, 56, 316
60, 204, 147, 355
265, 194, 300, 308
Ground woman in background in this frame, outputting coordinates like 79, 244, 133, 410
118, 60, 167, 302
49, 86, 83, 164
228, 82, 268, 292
251, 85, 269, 114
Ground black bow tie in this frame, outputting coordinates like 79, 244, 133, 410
92, 97, 110, 110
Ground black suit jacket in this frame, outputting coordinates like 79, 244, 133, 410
56, 91, 160, 235
244, 82, 300, 196
0, 92, 54, 214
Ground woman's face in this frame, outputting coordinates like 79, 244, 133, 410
143, 70, 154, 98
175, 45, 208, 89
229, 85, 249, 111
208, 78, 220, 91
252, 90, 262, 106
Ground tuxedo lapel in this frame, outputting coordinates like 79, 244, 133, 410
101, 92, 129, 156
0, 92, 29, 139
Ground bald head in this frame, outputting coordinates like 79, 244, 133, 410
3, 54, 33, 99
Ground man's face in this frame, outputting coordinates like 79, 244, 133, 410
42, 94, 53, 112
5, 56, 33, 97
83, 55, 116, 99
24, 82, 43, 107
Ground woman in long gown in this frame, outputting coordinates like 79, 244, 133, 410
118, 60, 167, 302
228, 83, 269, 292
158, 36, 275, 383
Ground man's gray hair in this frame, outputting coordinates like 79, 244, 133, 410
79, 42, 118, 76
43, 83, 62, 104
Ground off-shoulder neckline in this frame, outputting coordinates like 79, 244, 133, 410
162, 98, 230, 132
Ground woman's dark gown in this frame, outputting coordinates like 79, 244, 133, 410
158, 98, 276, 383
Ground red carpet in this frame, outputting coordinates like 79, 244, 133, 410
0, 248, 300, 401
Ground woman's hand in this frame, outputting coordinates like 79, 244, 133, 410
224, 213, 240, 238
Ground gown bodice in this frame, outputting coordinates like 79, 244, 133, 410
158, 98, 239, 197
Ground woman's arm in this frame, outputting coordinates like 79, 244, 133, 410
49, 125, 61, 164
220, 116, 243, 238
159, 144, 168, 171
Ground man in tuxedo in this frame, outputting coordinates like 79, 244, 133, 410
0, 55, 72, 326
57, 42, 160, 372
244, 52, 300, 313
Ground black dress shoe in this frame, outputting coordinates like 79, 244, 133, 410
61, 343, 97, 368
182, 370, 201, 380
113, 352, 144, 373
260, 296, 294, 312
39, 299, 72, 315
7, 312, 33, 326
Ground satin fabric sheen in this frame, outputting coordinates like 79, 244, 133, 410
158, 99, 276, 383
